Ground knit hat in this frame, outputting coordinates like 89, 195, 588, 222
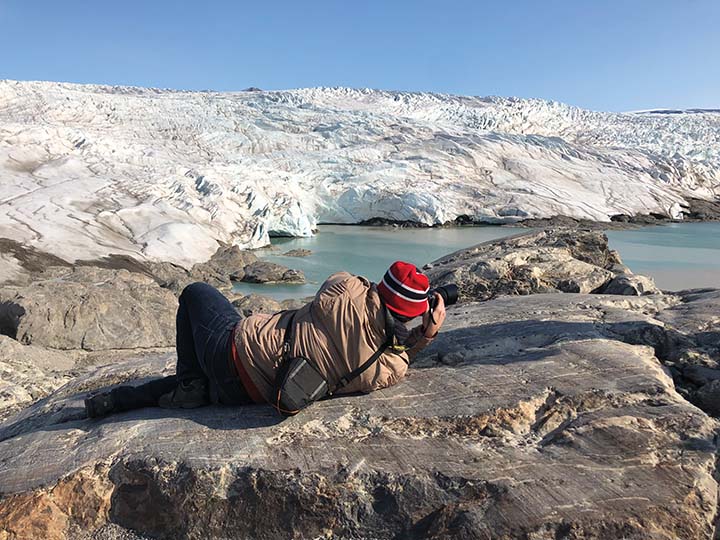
377, 261, 430, 319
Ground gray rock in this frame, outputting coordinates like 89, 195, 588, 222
0, 293, 717, 539
231, 294, 282, 317
695, 380, 720, 416
241, 261, 305, 284
682, 197, 720, 221
657, 288, 720, 344
189, 245, 258, 290
231, 295, 314, 317
280, 296, 314, 310
145, 245, 259, 295
143, 260, 193, 295
0, 238, 265, 298
0, 266, 177, 351
599, 273, 660, 295
282, 248, 312, 257
684, 365, 720, 387
0, 335, 79, 421
424, 229, 623, 301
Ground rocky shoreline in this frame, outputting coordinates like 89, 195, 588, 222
326, 196, 720, 231
0, 230, 718, 539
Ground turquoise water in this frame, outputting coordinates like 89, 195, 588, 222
606, 222, 720, 291
235, 225, 525, 300
234, 223, 720, 300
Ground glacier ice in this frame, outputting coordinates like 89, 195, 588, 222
0, 80, 717, 267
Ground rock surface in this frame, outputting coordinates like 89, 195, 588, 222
0, 266, 177, 350
682, 197, 720, 221
282, 248, 312, 257
0, 336, 77, 422
145, 244, 260, 295
0, 229, 717, 539
240, 261, 305, 284
0, 239, 304, 301
423, 229, 660, 301
231, 294, 314, 317
1, 292, 719, 539
231, 294, 282, 317
601, 272, 659, 296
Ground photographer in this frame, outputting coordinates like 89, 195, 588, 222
85, 261, 448, 418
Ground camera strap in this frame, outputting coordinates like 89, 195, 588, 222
281, 310, 297, 361
329, 305, 395, 394
279, 305, 396, 396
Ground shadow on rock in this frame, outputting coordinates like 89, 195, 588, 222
95, 402, 285, 432
0, 377, 284, 444
417, 320, 602, 368
0, 299, 25, 339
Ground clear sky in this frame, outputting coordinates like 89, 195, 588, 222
1, 0, 718, 112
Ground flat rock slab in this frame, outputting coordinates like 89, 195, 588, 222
0, 294, 717, 540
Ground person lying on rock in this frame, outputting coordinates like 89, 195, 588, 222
84, 261, 446, 418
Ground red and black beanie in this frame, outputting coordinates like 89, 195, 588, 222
377, 261, 430, 319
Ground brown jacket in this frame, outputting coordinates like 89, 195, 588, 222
232, 271, 434, 403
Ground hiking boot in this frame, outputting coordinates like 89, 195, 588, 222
85, 392, 115, 418
158, 378, 210, 409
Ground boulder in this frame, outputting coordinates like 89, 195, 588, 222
189, 245, 259, 289
144, 245, 260, 295
231, 294, 315, 317
241, 261, 305, 284
230, 294, 317, 317
282, 249, 312, 257
0, 293, 717, 539
599, 273, 660, 295
423, 229, 641, 301
231, 294, 282, 317
0, 266, 177, 351
143, 260, 194, 296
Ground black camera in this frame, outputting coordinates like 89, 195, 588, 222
428, 284, 458, 310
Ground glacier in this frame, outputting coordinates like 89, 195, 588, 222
0, 80, 718, 267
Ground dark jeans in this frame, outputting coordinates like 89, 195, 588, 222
109, 282, 252, 412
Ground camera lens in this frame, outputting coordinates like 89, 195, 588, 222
428, 284, 458, 308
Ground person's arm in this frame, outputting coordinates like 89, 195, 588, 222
403, 293, 447, 362
403, 325, 435, 362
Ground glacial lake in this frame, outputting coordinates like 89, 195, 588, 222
234, 223, 720, 300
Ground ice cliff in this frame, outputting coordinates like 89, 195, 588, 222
1, 80, 718, 267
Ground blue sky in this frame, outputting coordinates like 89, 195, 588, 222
1, 0, 718, 112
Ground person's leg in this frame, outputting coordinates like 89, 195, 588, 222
210, 333, 254, 406
85, 376, 178, 418
109, 376, 179, 411
162, 282, 242, 406
86, 282, 242, 418
175, 283, 211, 384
